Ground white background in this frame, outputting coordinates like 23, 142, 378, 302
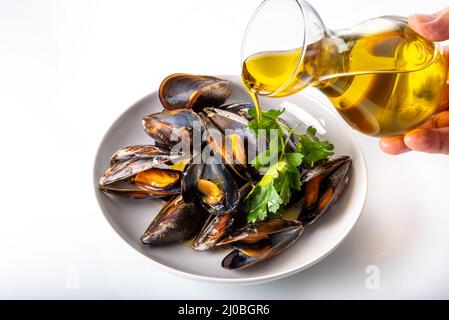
1, 0, 449, 299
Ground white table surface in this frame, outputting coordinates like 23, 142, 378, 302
1, 0, 449, 299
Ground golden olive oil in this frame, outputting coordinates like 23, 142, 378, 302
242, 21, 447, 136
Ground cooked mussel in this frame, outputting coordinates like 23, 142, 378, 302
218, 102, 253, 121
109, 145, 181, 164
99, 145, 184, 199
142, 109, 203, 147
141, 195, 207, 245
159, 73, 232, 111
298, 156, 352, 225
192, 182, 252, 251
200, 109, 258, 181
182, 154, 240, 216
218, 218, 301, 245
191, 214, 235, 251
204, 105, 251, 130
217, 102, 300, 152
218, 219, 304, 270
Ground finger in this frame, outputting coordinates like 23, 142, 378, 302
404, 127, 449, 154
434, 110, 449, 128
420, 115, 437, 129
379, 135, 411, 155
409, 7, 449, 41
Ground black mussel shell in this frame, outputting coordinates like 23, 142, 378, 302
192, 214, 235, 251
200, 111, 256, 181
301, 156, 351, 183
192, 182, 252, 251
142, 109, 204, 147
217, 218, 301, 246
217, 102, 253, 121
221, 221, 304, 270
299, 156, 352, 225
141, 195, 208, 245
99, 145, 184, 199
182, 154, 240, 216
109, 145, 181, 165
159, 73, 232, 111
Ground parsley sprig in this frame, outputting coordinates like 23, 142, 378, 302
244, 108, 334, 223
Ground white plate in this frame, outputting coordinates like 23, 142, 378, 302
93, 75, 367, 285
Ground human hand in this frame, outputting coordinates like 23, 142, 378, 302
379, 8, 449, 155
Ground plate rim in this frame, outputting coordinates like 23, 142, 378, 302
92, 75, 368, 285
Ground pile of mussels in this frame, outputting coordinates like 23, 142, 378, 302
98, 73, 352, 270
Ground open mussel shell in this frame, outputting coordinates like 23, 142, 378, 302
142, 109, 203, 147
109, 145, 179, 164
141, 195, 208, 245
192, 182, 252, 251
159, 73, 232, 111
203, 106, 249, 131
217, 102, 299, 153
301, 155, 351, 183
219, 219, 304, 270
217, 102, 253, 121
191, 214, 235, 251
99, 145, 184, 199
182, 154, 240, 216
199, 110, 257, 181
217, 218, 302, 246
298, 156, 352, 225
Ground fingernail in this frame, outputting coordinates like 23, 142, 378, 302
379, 136, 410, 155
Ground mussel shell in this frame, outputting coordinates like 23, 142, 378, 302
141, 195, 207, 245
99, 166, 181, 199
102, 146, 175, 184
182, 154, 240, 216
217, 218, 301, 246
299, 156, 352, 225
301, 155, 351, 183
218, 102, 253, 121
221, 222, 304, 270
99, 145, 184, 199
99, 176, 181, 199
109, 145, 182, 165
159, 73, 232, 111
216, 102, 294, 144
142, 109, 203, 147
217, 103, 299, 153
192, 182, 252, 251
200, 110, 256, 181
203, 107, 249, 131
192, 214, 235, 251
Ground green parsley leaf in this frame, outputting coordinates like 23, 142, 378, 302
267, 184, 283, 214
288, 167, 302, 192
276, 174, 291, 204
251, 135, 282, 170
246, 183, 272, 223
245, 160, 287, 223
298, 126, 334, 167
285, 152, 303, 168
247, 108, 284, 136
259, 161, 287, 186
245, 109, 334, 223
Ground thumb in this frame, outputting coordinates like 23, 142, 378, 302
409, 7, 449, 41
